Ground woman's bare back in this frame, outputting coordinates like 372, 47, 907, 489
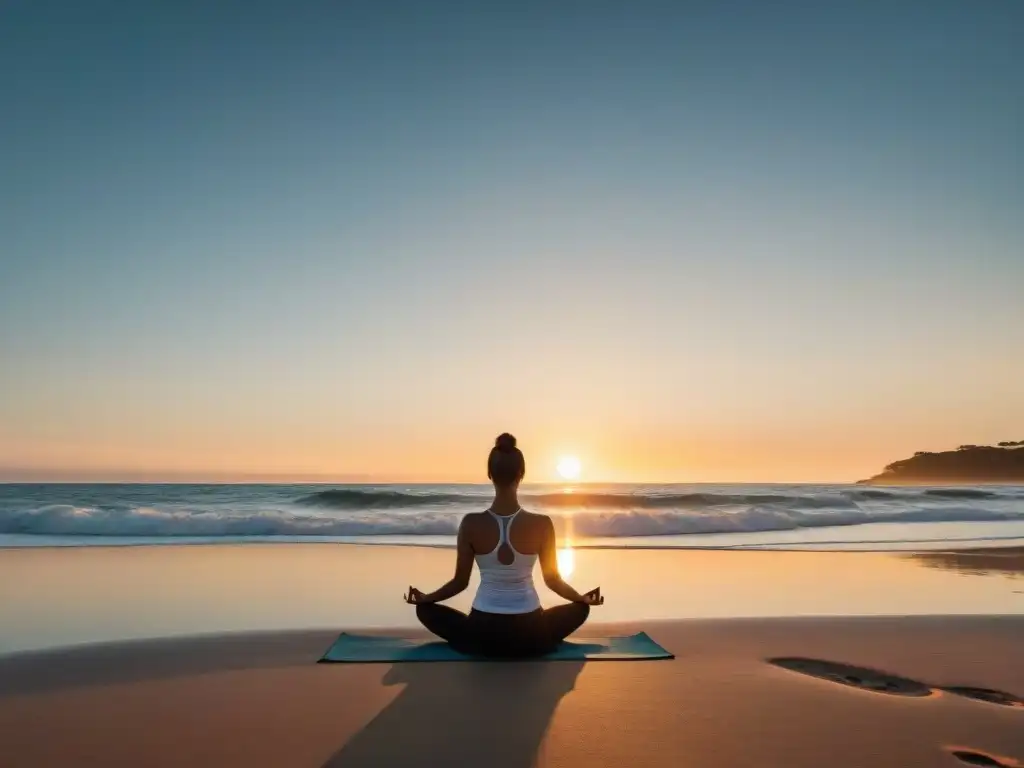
464, 509, 548, 564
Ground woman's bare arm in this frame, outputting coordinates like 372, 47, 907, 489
538, 517, 599, 604
409, 516, 475, 604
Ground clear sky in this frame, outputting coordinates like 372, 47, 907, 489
2, 1, 1022, 483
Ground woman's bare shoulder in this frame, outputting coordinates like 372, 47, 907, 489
461, 511, 498, 528
520, 510, 552, 526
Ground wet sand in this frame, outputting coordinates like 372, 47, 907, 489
1, 616, 1022, 767
2, 542, 1023, 654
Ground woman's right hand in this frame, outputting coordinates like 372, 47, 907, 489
579, 587, 604, 606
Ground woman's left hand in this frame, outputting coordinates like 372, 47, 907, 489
403, 586, 429, 604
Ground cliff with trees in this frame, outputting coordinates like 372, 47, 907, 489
859, 442, 1024, 485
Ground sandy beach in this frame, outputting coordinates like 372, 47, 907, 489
1, 544, 1023, 766
1, 616, 1022, 767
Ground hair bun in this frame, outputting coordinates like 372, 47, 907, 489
494, 433, 517, 452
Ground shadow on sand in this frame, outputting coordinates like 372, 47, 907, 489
322, 660, 584, 768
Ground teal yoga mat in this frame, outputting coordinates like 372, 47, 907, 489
319, 631, 673, 663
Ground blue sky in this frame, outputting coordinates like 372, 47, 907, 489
1, 1, 1022, 481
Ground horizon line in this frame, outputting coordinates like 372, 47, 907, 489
0, 476, 862, 486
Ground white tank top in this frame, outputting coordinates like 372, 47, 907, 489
472, 508, 541, 614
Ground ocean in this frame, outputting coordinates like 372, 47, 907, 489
2, 483, 1024, 551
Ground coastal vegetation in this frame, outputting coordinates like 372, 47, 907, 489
860, 443, 1024, 485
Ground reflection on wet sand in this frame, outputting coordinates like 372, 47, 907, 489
906, 547, 1024, 579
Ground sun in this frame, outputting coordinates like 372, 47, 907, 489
556, 455, 582, 481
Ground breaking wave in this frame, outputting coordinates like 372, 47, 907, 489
3, 498, 1023, 540
298, 487, 1008, 510
297, 489, 482, 509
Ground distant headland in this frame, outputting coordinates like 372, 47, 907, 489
859, 442, 1024, 485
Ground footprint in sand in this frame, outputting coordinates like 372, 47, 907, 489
941, 687, 1024, 709
769, 659, 1024, 767
768, 657, 934, 697
769, 658, 1024, 710
948, 748, 1024, 767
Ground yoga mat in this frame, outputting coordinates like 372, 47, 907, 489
319, 631, 673, 663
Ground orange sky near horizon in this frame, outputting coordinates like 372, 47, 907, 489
3, 323, 1021, 484
3, 415, 1020, 484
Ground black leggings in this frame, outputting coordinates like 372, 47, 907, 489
416, 602, 590, 658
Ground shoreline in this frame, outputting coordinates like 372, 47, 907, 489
4, 538, 1024, 556
5, 524, 1024, 553
5, 539, 1024, 553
